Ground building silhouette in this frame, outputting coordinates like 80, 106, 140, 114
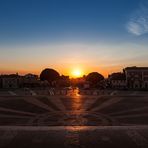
1, 66, 148, 90
124, 66, 148, 90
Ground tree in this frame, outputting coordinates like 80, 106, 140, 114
86, 72, 104, 88
40, 68, 60, 86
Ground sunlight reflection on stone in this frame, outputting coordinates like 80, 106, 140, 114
65, 126, 89, 131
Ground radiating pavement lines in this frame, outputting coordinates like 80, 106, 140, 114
114, 113, 148, 119
0, 96, 18, 101
109, 106, 148, 116
23, 97, 54, 112
47, 97, 66, 111
0, 107, 36, 116
79, 97, 98, 111
0, 114, 33, 119
36, 115, 48, 125
91, 97, 123, 112
27, 115, 40, 125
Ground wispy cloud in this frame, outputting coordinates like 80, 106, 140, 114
127, 3, 148, 36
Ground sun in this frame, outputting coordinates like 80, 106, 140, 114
72, 69, 83, 78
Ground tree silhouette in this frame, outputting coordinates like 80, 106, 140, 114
86, 72, 104, 87
40, 68, 60, 85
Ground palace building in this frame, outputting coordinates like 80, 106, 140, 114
124, 67, 148, 90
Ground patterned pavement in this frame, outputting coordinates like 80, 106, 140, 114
0, 90, 148, 147
0, 90, 148, 126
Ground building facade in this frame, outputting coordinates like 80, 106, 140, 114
0, 74, 20, 88
108, 72, 126, 89
0, 73, 40, 89
124, 67, 148, 90
21, 74, 39, 87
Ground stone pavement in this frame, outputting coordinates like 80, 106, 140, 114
0, 91, 148, 147
0, 94, 148, 126
0, 126, 148, 148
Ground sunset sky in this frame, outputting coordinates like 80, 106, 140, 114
0, 0, 148, 77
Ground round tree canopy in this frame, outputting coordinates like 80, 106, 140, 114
86, 72, 104, 85
40, 68, 60, 83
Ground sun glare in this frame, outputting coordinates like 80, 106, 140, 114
72, 69, 83, 78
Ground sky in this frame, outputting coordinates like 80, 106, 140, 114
0, 0, 148, 77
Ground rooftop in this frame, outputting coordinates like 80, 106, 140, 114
124, 66, 148, 70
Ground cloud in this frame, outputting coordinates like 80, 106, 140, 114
127, 4, 148, 36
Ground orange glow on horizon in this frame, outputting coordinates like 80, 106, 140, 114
0, 64, 123, 78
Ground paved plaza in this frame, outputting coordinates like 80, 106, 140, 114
0, 89, 148, 147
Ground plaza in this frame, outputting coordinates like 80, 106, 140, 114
0, 89, 148, 147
